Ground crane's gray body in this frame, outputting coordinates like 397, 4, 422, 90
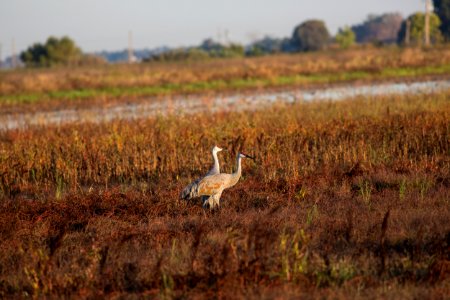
180, 146, 222, 202
182, 153, 250, 209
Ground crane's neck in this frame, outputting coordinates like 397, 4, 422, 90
228, 154, 242, 186
234, 155, 242, 176
211, 150, 220, 173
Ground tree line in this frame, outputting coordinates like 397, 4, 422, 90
19, 0, 450, 67
147, 5, 448, 62
19, 37, 106, 68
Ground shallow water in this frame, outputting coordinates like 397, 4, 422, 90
1, 79, 449, 130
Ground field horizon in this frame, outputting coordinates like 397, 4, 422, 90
1, 46, 449, 114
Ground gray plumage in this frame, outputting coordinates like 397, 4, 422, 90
180, 145, 223, 200
183, 152, 254, 209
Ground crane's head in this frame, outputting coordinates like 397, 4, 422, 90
212, 145, 224, 153
238, 152, 255, 160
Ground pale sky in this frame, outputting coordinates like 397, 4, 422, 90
0, 0, 424, 54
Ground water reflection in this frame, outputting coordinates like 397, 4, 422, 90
1, 80, 449, 130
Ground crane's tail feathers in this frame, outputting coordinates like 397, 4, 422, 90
180, 180, 200, 200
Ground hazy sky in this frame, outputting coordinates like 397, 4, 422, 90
1, 0, 424, 54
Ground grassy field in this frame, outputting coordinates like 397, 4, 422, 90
1, 46, 450, 112
0, 89, 449, 298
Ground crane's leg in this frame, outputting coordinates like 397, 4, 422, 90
212, 192, 222, 210
201, 196, 208, 208
202, 196, 213, 210
210, 196, 217, 211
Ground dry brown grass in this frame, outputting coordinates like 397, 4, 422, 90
1, 46, 449, 95
0, 91, 449, 298
1, 46, 449, 115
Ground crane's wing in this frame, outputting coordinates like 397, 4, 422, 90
181, 152, 220, 200
196, 174, 231, 196
180, 177, 201, 200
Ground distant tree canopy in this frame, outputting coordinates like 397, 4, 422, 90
291, 20, 330, 51
335, 27, 356, 49
199, 38, 223, 52
398, 12, 442, 45
199, 39, 244, 58
246, 36, 293, 56
351, 13, 403, 44
144, 48, 209, 62
433, 0, 450, 40
20, 36, 82, 67
246, 37, 281, 56
145, 40, 244, 62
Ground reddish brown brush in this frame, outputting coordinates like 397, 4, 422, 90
0, 91, 449, 298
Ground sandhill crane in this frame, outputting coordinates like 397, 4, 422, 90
205, 145, 224, 176
180, 145, 224, 200
182, 152, 255, 209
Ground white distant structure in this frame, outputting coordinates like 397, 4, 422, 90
128, 31, 138, 63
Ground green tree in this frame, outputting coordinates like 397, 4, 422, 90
291, 20, 330, 52
217, 44, 244, 58
46, 36, 82, 65
335, 27, 356, 49
20, 36, 82, 67
398, 12, 442, 45
19, 43, 48, 67
247, 36, 285, 56
433, 0, 450, 40
351, 13, 403, 44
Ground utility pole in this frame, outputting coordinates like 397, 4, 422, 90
217, 27, 222, 44
11, 38, 17, 69
224, 29, 230, 46
128, 30, 134, 63
424, 0, 432, 47
0, 43, 2, 69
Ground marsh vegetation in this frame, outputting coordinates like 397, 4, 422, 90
0, 87, 448, 298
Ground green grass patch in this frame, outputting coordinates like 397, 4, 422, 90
1, 64, 449, 105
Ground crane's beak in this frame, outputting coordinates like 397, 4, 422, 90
242, 153, 255, 160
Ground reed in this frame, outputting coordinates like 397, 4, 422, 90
0, 90, 448, 298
